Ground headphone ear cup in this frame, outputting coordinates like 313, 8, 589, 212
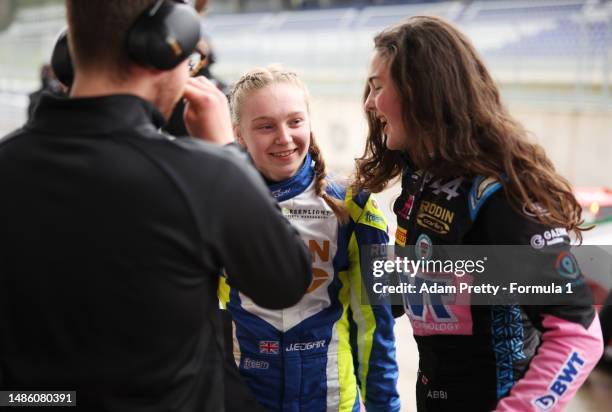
50, 28, 74, 88
127, 1, 201, 71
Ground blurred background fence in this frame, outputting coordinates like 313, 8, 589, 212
1, 0, 611, 185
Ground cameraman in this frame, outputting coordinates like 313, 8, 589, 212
0, 1, 311, 411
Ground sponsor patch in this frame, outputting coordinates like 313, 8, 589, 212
286, 340, 326, 352
530, 228, 569, 249
429, 177, 463, 201
555, 251, 579, 280
533, 395, 556, 410
306, 268, 329, 293
397, 195, 415, 220
416, 201, 454, 235
415, 234, 433, 260
271, 188, 291, 199
307, 240, 331, 293
282, 208, 334, 220
533, 351, 585, 410
426, 390, 447, 400
259, 341, 279, 355
365, 211, 385, 225
243, 357, 269, 370
396, 227, 408, 247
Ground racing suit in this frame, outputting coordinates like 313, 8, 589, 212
219, 154, 401, 412
393, 168, 603, 412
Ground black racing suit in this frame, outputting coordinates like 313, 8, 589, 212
393, 168, 603, 411
0, 93, 311, 411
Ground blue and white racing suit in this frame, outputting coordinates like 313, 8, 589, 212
219, 154, 400, 412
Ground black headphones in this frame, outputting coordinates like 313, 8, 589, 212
51, 0, 201, 87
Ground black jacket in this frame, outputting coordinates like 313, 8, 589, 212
0, 93, 311, 411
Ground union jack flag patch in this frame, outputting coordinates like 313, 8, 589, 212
259, 340, 280, 354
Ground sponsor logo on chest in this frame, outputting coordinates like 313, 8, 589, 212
307, 239, 332, 293
416, 201, 455, 235
282, 208, 334, 220
286, 340, 326, 352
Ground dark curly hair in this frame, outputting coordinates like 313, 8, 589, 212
353, 16, 586, 240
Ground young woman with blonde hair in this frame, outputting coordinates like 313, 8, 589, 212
219, 65, 400, 412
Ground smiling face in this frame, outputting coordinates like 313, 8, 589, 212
364, 52, 407, 151
235, 83, 311, 182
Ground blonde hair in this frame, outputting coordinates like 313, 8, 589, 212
230, 65, 347, 223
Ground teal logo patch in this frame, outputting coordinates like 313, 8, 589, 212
555, 251, 579, 280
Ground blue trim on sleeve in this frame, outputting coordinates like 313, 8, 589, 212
468, 175, 503, 221
491, 305, 527, 399
351, 205, 399, 412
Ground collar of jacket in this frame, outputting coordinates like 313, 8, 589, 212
26, 92, 166, 135
267, 152, 314, 202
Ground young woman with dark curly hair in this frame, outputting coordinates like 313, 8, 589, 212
355, 16, 603, 412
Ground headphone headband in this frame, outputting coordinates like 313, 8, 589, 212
51, 0, 201, 87
127, 0, 200, 70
